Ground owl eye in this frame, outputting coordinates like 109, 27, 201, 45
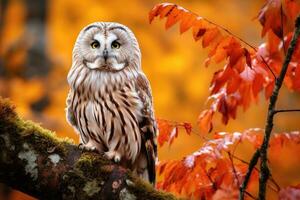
111, 40, 121, 49
91, 41, 100, 49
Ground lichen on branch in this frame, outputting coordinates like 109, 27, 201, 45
0, 98, 177, 200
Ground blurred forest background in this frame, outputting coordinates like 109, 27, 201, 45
1, 0, 300, 199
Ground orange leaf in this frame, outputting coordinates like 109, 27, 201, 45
192, 19, 207, 41
157, 119, 173, 147
292, 66, 300, 91
149, 4, 164, 23
168, 126, 179, 146
198, 109, 214, 133
179, 12, 197, 34
210, 65, 234, 94
226, 73, 241, 94
202, 27, 219, 48
183, 122, 192, 135
159, 4, 175, 19
279, 185, 300, 200
252, 73, 265, 97
244, 48, 252, 68
165, 6, 183, 29
265, 79, 274, 99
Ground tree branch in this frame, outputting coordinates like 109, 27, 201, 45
239, 149, 260, 200
274, 109, 300, 114
239, 15, 300, 200
0, 98, 177, 200
259, 15, 300, 200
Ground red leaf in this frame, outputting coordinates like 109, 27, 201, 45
202, 27, 219, 48
165, 7, 184, 29
210, 65, 234, 94
265, 79, 274, 99
285, 0, 300, 21
157, 119, 174, 147
257, 0, 284, 38
192, 19, 207, 41
198, 109, 214, 133
180, 12, 197, 34
159, 4, 175, 19
252, 73, 265, 97
183, 122, 192, 135
168, 126, 179, 146
292, 65, 300, 91
244, 48, 252, 68
279, 185, 300, 200
226, 73, 241, 94
149, 4, 164, 23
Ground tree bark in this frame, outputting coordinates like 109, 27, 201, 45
0, 98, 177, 200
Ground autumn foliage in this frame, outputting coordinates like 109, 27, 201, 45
150, 1, 300, 199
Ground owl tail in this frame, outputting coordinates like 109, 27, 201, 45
133, 148, 156, 185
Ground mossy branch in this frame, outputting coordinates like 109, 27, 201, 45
0, 98, 177, 200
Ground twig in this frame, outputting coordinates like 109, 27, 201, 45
227, 152, 258, 199
244, 191, 256, 200
228, 152, 240, 186
260, 56, 277, 79
274, 109, 300, 114
231, 154, 280, 192
239, 149, 260, 200
204, 168, 217, 190
202, 18, 257, 52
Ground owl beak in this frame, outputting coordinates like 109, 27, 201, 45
103, 49, 108, 61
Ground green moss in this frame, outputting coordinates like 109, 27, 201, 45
83, 179, 101, 197
126, 174, 178, 200
0, 99, 71, 158
18, 119, 73, 155
75, 153, 112, 182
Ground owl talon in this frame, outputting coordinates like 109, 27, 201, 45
78, 143, 98, 153
105, 151, 121, 163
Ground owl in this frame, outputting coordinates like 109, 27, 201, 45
66, 22, 157, 184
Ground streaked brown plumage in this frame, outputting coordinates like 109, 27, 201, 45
66, 22, 157, 184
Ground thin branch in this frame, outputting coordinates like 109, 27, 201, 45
228, 152, 240, 187
227, 152, 258, 199
258, 16, 300, 200
244, 191, 256, 200
239, 149, 260, 200
203, 168, 217, 190
231, 154, 280, 192
274, 109, 300, 114
260, 56, 277, 79
202, 17, 257, 52
269, 175, 281, 192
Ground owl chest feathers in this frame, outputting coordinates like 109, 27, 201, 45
70, 76, 143, 162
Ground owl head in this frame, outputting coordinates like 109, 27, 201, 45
72, 22, 141, 73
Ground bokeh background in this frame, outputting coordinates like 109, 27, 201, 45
1, 0, 300, 199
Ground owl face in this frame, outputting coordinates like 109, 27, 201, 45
73, 22, 141, 72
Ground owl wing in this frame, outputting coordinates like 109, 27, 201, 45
66, 90, 82, 138
135, 72, 157, 185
